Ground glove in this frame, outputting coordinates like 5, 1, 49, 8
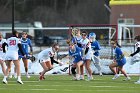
29, 52, 33, 55
130, 53, 134, 57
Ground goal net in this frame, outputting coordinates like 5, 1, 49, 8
67, 24, 119, 75
68, 24, 118, 59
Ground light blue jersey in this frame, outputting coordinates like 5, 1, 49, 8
69, 46, 83, 63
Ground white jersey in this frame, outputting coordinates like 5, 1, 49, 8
5, 37, 21, 60
80, 38, 91, 49
131, 41, 140, 63
135, 41, 140, 55
6, 37, 21, 52
0, 39, 6, 54
135, 41, 140, 48
79, 38, 93, 60
38, 47, 55, 63
0, 39, 7, 60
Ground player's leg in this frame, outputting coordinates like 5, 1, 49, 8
0, 60, 6, 76
118, 66, 131, 81
2, 60, 12, 84
85, 59, 93, 81
13, 60, 23, 84
71, 64, 76, 80
109, 62, 117, 74
39, 61, 52, 80
75, 61, 83, 80
80, 64, 84, 80
93, 56, 102, 76
22, 58, 30, 78
13, 66, 17, 78
109, 62, 120, 80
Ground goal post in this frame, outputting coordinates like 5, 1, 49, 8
118, 24, 140, 46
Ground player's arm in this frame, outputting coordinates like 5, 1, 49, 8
85, 42, 90, 54
50, 56, 63, 66
2, 42, 8, 53
28, 39, 33, 53
18, 43, 25, 56
130, 47, 140, 57
50, 56, 59, 64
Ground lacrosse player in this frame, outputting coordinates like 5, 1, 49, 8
18, 31, 33, 78
88, 32, 103, 76
38, 43, 63, 80
109, 40, 131, 81
69, 42, 84, 80
0, 32, 6, 77
79, 31, 93, 81
130, 35, 140, 84
2, 30, 25, 84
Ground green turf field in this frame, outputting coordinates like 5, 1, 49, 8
0, 75, 140, 93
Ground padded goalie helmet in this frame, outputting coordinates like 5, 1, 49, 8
89, 32, 96, 42
89, 32, 96, 38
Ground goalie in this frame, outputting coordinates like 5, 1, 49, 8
88, 32, 103, 76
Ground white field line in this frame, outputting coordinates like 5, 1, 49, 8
8, 81, 39, 82
27, 85, 139, 89
0, 88, 137, 92
28, 85, 83, 87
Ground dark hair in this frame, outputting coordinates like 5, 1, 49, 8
111, 40, 121, 48
52, 43, 59, 47
12, 30, 18, 36
81, 30, 87, 35
22, 31, 28, 35
134, 35, 140, 41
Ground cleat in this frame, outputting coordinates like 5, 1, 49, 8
135, 80, 140, 84
9, 75, 13, 79
71, 76, 77, 80
76, 74, 80, 81
79, 76, 84, 80
42, 76, 45, 80
17, 80, 24, 84
99, 72, 103, 76
14, 74, 17, 79
123, 77, 131, 81
2, 79, 8, 84
26, 74, 30, 78
39, 76, 44, 81
76, 77, 80, 81
85, 76, 93, 81
39, 72, 45, 80
112, 74, 120, 80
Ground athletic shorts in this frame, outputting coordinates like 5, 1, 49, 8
38, 57, 51, 63
0, 53, 5, 60
84, 51, 93, 60
5, 51, 18, 60
117, 58, 126, 66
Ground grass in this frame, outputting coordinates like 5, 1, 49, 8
0, 75, 140, 93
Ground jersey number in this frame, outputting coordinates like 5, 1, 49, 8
9, 40, 16, 46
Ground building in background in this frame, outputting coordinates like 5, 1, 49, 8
110, 0, 140, 39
